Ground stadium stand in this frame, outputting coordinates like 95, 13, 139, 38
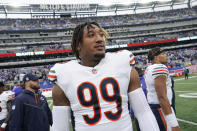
0, 0, 197, 88
0, 2, 197, 131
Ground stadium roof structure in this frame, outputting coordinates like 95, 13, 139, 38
0, 0, 196, 18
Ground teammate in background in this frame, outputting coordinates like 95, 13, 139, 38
0, 80, 25, 131
8, 73, 52, 131
0, 82, 15, 131
144, 47, 180, 131
49, 22, 159, 131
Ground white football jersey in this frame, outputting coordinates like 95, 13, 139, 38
144, 64, 172, 105
0, 90, 15, 120
49, 50, 135, 131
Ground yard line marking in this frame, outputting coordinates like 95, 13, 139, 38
178, 92, 197, 98
177, 118, 197, 126
176, 91, 193, 92
174, 76, 197, 81
175, 83, 197, 85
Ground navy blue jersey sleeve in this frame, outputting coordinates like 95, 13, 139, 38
8, 98, 24, 131
43, 95, 53, 126
47, 107, 53, 126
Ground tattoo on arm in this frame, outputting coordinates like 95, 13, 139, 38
52, 84, 70, 106
128, 67, 141, 93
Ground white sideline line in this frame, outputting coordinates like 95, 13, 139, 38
175, 83, 197, 85
173, 76, 197, 126
174, 76, 197, 81
176, 91, 193, 92
177, 118, 197, 126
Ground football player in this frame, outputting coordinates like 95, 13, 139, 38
144, 47, 180, 131
0, 82, 15, 131
49, 22, 159, 131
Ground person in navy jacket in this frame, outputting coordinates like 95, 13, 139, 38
8, 73, 52, 131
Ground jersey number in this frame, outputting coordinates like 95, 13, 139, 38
77, 77, 122, 125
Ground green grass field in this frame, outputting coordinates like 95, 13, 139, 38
173, 73, 197, 131
48, 73, 197, 131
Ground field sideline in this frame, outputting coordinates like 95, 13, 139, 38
47, 73, 197, 131
173, 73, 197, 131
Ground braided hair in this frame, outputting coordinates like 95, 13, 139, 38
71, 22, 108, 59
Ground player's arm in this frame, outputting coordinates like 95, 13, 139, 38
52, 84, 71, 131
155, 76, 180, 130
0, 100, 12, 130
5, 100, 12, 121
128, 68, 160, 131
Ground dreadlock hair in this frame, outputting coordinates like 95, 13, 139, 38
148, 47, 163, 62
71, 22, 109, 59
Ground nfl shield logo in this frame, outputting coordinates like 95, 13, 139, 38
92, 69, 97, 74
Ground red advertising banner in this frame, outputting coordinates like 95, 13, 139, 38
127, 38, 177, 47
0, 53, 16, 57
44, 49, 72, 54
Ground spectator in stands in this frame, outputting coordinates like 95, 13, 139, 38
8, 73, 52, 131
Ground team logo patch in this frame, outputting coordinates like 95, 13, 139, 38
92, 69, 97, 74
12, 105, 16, 110
26, 77, 29, 81
40, 96, 44, 101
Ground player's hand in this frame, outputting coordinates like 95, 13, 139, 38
172, 126, 181, 131
0, 123, 7, 131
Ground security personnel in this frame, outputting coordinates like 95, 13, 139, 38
8, 73, 52, 131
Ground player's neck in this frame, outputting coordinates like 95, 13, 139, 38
153, 62, 161, 64
80, 58, 101, 67
152, 59, 161, 64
